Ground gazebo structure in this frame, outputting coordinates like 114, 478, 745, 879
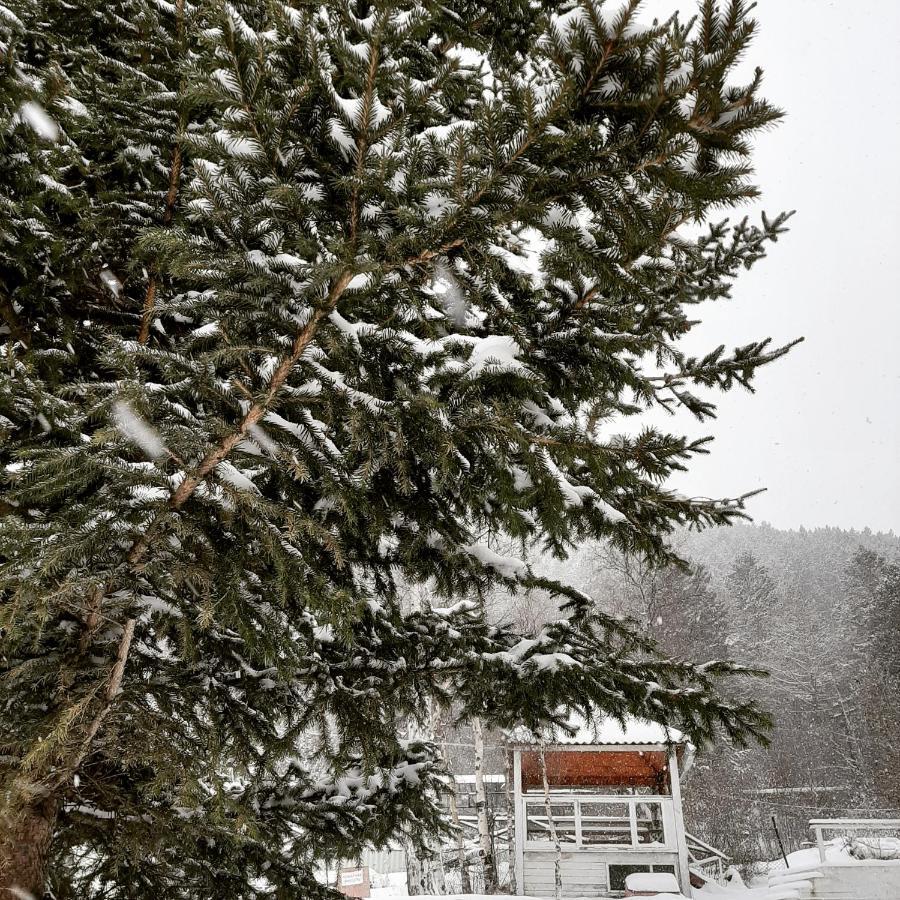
507, 715, 697, 897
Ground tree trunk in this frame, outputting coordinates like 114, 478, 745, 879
405, 845, 445, 896
405, 842, 424, 896
425, 851, 446, 896
433, 697, 469, 895
504, 745, 517, 895
447, 778, 472, 893
471, 716, 498, 893
538, 741, 562, 900
402, 689, 447, 896
426, 702, 447, 896
0, 795, 59, 900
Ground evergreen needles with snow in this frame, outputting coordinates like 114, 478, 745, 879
1, 1, 796, 897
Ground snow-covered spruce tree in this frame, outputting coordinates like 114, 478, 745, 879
0, 0, 191, 892
1, 1, 796, 897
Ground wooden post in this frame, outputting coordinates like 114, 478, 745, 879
668, 746, 692, 898
815, 824, 826, 863
772, 816, 789, 869
513, 749, 525, 897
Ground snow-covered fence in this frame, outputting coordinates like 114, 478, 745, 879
810, 818, 900, 863
764, 821, 900, 900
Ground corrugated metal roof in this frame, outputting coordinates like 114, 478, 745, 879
506, 713, 688, 747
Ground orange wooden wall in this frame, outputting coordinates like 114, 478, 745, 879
520, 749, 671, 792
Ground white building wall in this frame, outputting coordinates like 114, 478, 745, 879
523, 849, 681, 898
523, 850, 609, 898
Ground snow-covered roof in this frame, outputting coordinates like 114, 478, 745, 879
506, 713, 688, 748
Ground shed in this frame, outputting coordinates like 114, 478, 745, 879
508, 714, 695, 897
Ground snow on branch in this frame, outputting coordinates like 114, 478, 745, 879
112, 401, 167, 460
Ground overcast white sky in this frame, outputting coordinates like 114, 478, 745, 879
636, 0, 900, 534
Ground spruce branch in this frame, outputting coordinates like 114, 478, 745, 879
51, 270, 356, 788
137, 0, 188, 346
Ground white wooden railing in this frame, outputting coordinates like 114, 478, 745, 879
684, 830, 729, 884
810, 818, 900, 863
521, 794, 674, 850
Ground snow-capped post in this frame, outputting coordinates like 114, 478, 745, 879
538, 739, 563, 900
1, 0, 793, 894
668, 742, 692, 893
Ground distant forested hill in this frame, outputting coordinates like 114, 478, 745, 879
526, 523, 900, 869
674, 522, 900, 604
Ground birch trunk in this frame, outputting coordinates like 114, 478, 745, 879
426, 853, 447, 896
406, 843, 446, 896
504, 745, 517, 895
447, 777, 472, 893
472, 715, 498, 893
427, 701, 447, 896
404, 704, 427, 896
538, 741, 562, 900
404, 695, 448, 896
437, 693, 468, 892
405, 845, 425, 896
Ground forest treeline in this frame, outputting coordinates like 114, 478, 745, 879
549, 523, 900, 866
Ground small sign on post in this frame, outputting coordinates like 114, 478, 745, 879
337, 866, 370, 898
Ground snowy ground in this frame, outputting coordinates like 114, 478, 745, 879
367, 837, 900, 899
369, 870, 763, 899
371, 888, 765, 900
